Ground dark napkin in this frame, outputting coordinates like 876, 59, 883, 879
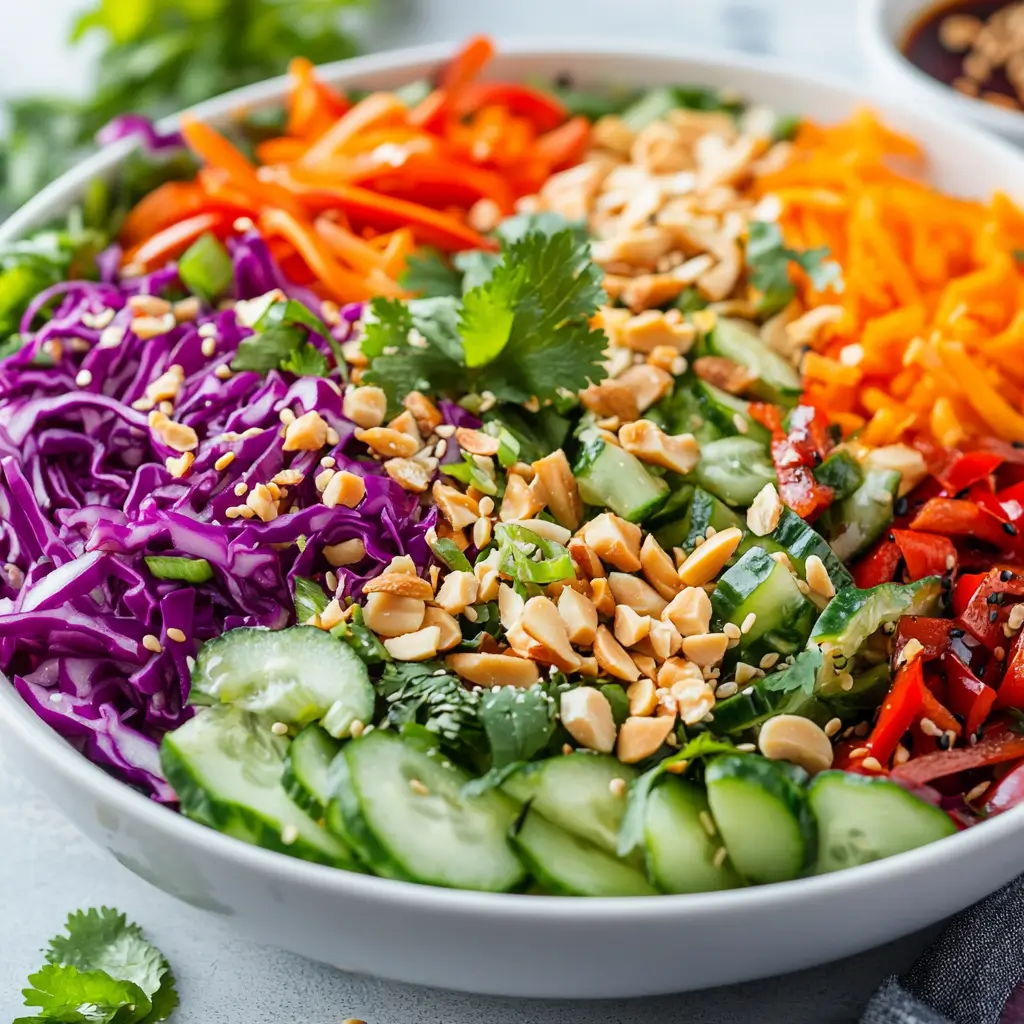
860, 875, 1024, 1024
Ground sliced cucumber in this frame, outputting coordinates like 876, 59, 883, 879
711, 676, 821, 734
809, 771, 956, 874
705, 753, 816, 884
161, 706, 357, 868
282, 724, 342, 819
701, 317, 802, 405
333, 731, 525, 891
711, 547, 817, 663
814, 449, 863, 501
644, 482, 696, 535
692, 378, 771, 444
659, 486, 745, 552
502, 753, 636, 859
818, 662, 891, 716
190, 626, 374, 739
511, 808, 657, 897
644, 779, 742, 893
574, 433, 669, 522
822, 469, 900, 562
765, 508, 853, 592
694, 436, 776, 508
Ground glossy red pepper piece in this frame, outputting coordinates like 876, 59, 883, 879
908, 497, 1010, 548
938, 451, 1003, 494
982, 759, 1024, 814
853, 536, 902, 588
996, 629, 1024, 710
453, 83, 568, 132
919, 687, 962, 737
890, 730, 1024, 787
890, 529, 957, 581
867, 657, 927, 764
943, 651, 997, 737
894, 617, 954, 662
953, 571, 989, 618
959, 568, 1024, 649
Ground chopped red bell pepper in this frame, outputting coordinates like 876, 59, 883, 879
982, 759, 1024, 814
959, 568, 1024, 649
867, 657, 927, 764
890, 529, 957, 581
919, 687, 962, 737
748, 402, 784, 433
908, 497, 1010, 548
890, 730, 1024, 787
996, 629, 1024, 709
895, 617, 954, 662
953, 571, 989, 618
968, 480, 1011, 525
943, 651, 997, 737
853, 535, 902, 588
454, 83, 568, 132
938, 451, 1003, 494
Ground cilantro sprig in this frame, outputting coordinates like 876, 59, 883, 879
746, 220, 843, 317
15, 907, 177, 1023
363, 227, 607, 412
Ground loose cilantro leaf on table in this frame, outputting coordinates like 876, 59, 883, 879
15, 907, 177, 1024
746, 220, 843, 317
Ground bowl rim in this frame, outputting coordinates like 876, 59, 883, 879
4, 36, 1024, 916
858, 0, 1024, 134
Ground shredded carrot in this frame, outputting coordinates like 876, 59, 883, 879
758, 107, 1024, 446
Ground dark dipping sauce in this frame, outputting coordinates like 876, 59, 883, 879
902, 0, 1023, 108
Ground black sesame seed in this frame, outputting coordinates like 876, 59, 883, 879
1014, 441, 1024, 450
1004, 522, 1018, 536
955, 488, 970, 500
888, 533, 895, 543
950, 628, 965, 638
987, 591, 1004, 605
938, 733, 951, 751
895, 497, 909, 516
1002, 569, 1014, 582
990, 609, 1000, 623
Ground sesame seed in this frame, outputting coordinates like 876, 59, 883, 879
435, 438, 448, 458
562, 743, 574, 756
142, 634, 163, 654
198, 323, 218, 338
49, 692, 63, 703
919, 717, 942, 737
325, 571, 339, 593
271, 721, 289, 736
280, 824, 299, 846
349, 720, 365, 738
732, 412, 749, 435
279, 408, 296, 425
435, 424, 455, 438
478, 496, 495, 516
712, 847, 728, 869
320, 456, 336, 468
723, 622, 742, 640
699, 810, 717, 836
166, 627, 187, 643
894, 743, 910, 766
740, 612, 756, 634
862, 756, 883, 772
824, 717, 842, 737
232, 482, 248, 498
214, 364, 232, 380
409, 778, 430, 796
326, 427, 340, 446
839, 673, 855, 691
759, 652, 780, 670
464, 606, 479, 623
214, 452, 235, 471
233, 216, 255, 232
849, 746, 870, 758
715, 681, 738, 699
75, 369, 93, 387
201, 336, 217, 358
965, 781, 990, 803
735, 742, 756, 752
608, 778, 627, 797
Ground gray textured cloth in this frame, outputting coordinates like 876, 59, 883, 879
861, 876, 1024, 1024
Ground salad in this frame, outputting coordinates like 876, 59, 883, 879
4, 35, 1024, 897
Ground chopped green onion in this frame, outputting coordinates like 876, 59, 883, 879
144, 555, 214, 584
495, 523, 575, 585
429, 536, 473, 573
443, 453, 499, 496
178, 233, 233, 304
293, 575, 330, 620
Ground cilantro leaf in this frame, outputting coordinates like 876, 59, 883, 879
16, 964, 148, 1024
293, 576, 330, 622
617, 733, 735, 857
761, 647, 823, 697
746, 220, 843, 317
400, 248, 463, 298
453, 249, 501, 292
280, 342, 329, 377
495, 211, 588, 245
478, 684, 557, 769
232, 299, 340, 378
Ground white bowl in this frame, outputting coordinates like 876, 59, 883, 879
4, 39, 1024, 1000
860, 0, 1024, 143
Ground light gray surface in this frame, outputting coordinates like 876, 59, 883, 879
0, 1, 945, 1021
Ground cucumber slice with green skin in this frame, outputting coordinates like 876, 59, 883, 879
657, 378, 722, 445
190, 626, 374, 739
334, 731, 525, 891
691, 378, 772, 445
502, 753, 637, 860
644, 482, 695, 535
694, 437, 777, 508
817, 662, 891, 715
161, 706, 358, 868
765, 508, 853, 592
282, 724, 342, 819
711, 547, 818, 663
814, 449, 864, 501
574, 434, 669, 522
511, 808, 658, 897
711, 678, 822, 734
705, 753, 816, 884
644, 779, 742, 893
822, 469, 901, 562
809, 771, 956, 874
811, 577, 944, 662
701, 317, 802, 406
654, 486, 744, 552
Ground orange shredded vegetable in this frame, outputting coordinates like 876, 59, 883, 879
120, 35, 585, 304
757, 108, 1024, 445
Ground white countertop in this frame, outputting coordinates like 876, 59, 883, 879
0, 2, 946, 1020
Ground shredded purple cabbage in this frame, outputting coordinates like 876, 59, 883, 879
0, 232, 445, 801
96, 115, 185, 152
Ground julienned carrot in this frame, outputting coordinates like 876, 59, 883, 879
124, 212, 232, 273
120, 181, 212, 247
314, 216, 388, 274
286, 57, 349, 139
409, 34, 495, 131
300, 92, 408, 166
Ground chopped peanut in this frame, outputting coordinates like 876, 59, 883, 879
447, 652, 541, 689
521, 596, 582, 672
640, 534, 683, 600
627, 677, 659, 717
165, 452, 194, 478
384, 457, 432, 492
805, 555, 836, 600
245, 483, 278, 523
387, 410, 422, 445
614, 605, 652, 648
581, 513, 643, 572
681, 632, 730, 667
590, 577, 616, 618
579, 379, 640, 421
455, 427, 500, 457
323, 539, 366, 567
362, 593, 426, 637
677, 526, 743, 585
568, 538, 606, 579
631, 121, 692, 175
560, 687, 618, 754
607, 572, 668, 618
384, 626, 441, 662
432, 481, 479, 530
385, 555, 417, 575
474, 549, 502, 602
499, 473, 546, 522
498, 583, 526, 631
322, 471, 366, 509
145, 364, 185, 404
657, 657, 705, 690
402, 391, 443, 435
671, 677, 716, 726
531, 450, 583, 530
863, 444, 929, 497
343, 386, 388, 428
283, 410, 329, 452
614, 364, 674, 412
356, 427, 419, 459
592, 115, 636, 156
618, 420, 700, 475
591, 226, 675, 269
557, 587, 598, 646
434, 570, 478, 615
747, 483, 783, 536
423, 606, 462, 651
148, 410, 198, 453
617, 715, 675, 763
621, 310, 697, 353
663, 586, 713, 637
692, 355, 756, 395
648, 620, 683, 661
593, 625, 641, 682
363, 573, 434, 601
758, 714, 834, 775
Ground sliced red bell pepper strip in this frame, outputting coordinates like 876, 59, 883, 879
890, 730, 1024, 787
938, 451, 1003, 494
535, 116, 591, 170
996, 630, 1024, 709
122, 211, 232, 272
890, 529, 957, 581
953, 571, 989, 618
944, 651, 997, 737
853, 535, 902, 588
454, 82, 568, 132
919, 687, 962, 737
982, 759, 1024, 814
908, 497, 1011, 547
959, 568, 1024, 649
867, 656, 927, 765
409, 35, 495, 131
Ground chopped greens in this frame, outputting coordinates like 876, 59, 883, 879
746, 220, 843, 317
495, 523, 576, 585
144, 555, 214, 584
177, 233, 232, 304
